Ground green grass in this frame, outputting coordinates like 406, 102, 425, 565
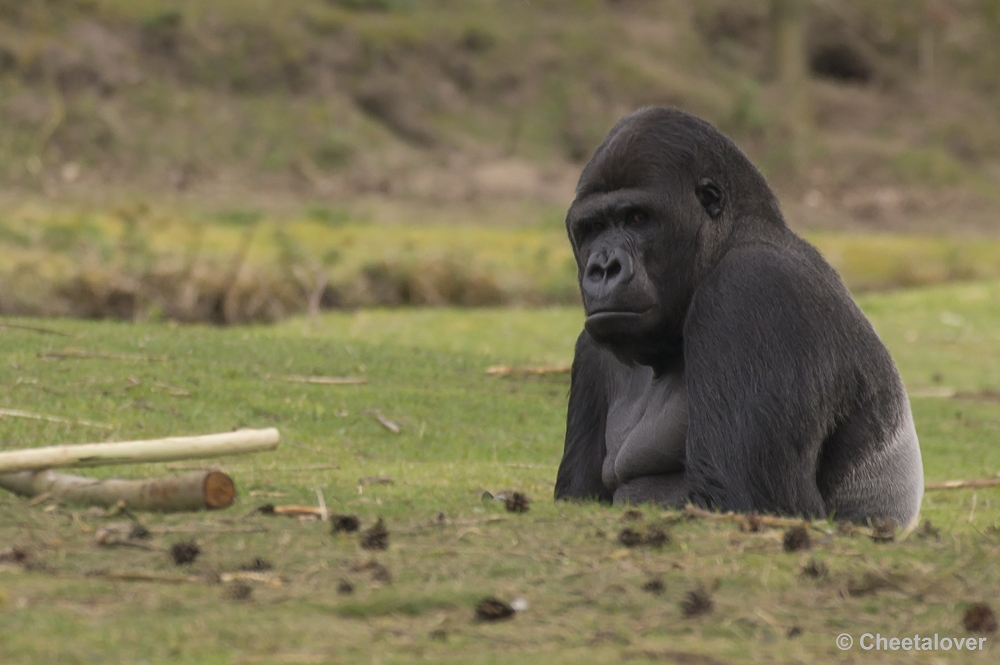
1, 282, 1000, 663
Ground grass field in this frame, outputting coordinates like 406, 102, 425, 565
1, 281, 1000, 664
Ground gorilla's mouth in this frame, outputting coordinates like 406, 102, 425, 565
585, 308, 653, 320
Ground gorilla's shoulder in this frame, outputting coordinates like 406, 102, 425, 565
706, 236, 846, 300
687, 236, 864, 344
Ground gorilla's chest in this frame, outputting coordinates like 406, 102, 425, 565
602, 368, 689, 490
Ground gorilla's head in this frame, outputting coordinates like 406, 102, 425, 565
565, 107, 782, 370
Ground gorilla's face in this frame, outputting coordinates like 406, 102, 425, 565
566, 110, 730, 369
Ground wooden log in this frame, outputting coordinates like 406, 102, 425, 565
0, 470, 235, 511
0, 427, 279, 474
925, 476, 1000, 491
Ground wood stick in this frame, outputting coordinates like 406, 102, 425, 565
375, 413, 400, 434
0, 427, 280, 474
925, 476, 1000, 491
259, 504, 324, 517
0, 470, 236, 511
283, 375, 368, 385
676, 504, 811, 528
0, 407, 114, 430
0, 321, 73, 336
39, 350, 168, 362
485, 364, 571, 376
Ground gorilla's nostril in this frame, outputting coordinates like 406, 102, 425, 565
605, 260, 621, 280
586, 264, 604, 281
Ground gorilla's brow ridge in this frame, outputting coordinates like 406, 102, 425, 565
568, 188, 659, 229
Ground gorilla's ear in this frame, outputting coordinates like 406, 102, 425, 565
696, 178, 725, 219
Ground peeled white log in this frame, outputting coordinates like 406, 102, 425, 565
0, 428, 279, 474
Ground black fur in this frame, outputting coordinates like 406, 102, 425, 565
555, 107, 923, 525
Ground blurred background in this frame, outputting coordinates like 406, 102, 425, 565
0, 0, 999, 323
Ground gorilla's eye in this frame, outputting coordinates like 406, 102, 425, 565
575, 218, 604, 243
696, 178, 725, 219
628, 208, 648, 224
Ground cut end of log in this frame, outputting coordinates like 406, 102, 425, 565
204, 471, 236, 509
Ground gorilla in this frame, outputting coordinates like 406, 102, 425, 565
554, 107, 923, 527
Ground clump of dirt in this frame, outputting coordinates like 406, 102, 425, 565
200, 571, 222, 584
783, 526, 811, 552
869, 517, 896, 543
331, 514, 361, 534
642, 578, 665, 595
224, 581, 253, 602
847, 570, 896, 597
591, 631, 630, 646
680, 586, 714, 618
360, 518, 389, 550
917, 520, 941, 541
350, 558, 391, 584
337, 579, 354, 595
645, 527, 670, 548
742, 514, 763, 532
370, 562, 392, 585
836, 521, 856, 536
254, 503, 276, 514
619, 528, 644, 547
0, 546, 31, 564
239, 558, 272, 572
475, 597, 516, 622
621, 509, 643, 521
963, 604, 998, 633
504, 492, 530, 513
801, 558, 829, 579
787, 626, 803, 638
170, 541, 201, 565
128, 523, 151, 540
618, 526, 670, 548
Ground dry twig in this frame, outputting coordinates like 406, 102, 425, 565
0, 321, 74, 336
925, 475, 1000, 491
0, 407, 113, 430
485, 364, 571, 376
39, 350, 168, 362
282, 375, 368, 385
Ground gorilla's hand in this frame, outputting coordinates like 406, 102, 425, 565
612, 473, 688, 507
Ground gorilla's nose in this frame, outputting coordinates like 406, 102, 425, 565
583, 248, 633, 300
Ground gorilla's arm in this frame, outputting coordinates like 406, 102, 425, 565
555, 332, 614, 502
681, 245, 854, 517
